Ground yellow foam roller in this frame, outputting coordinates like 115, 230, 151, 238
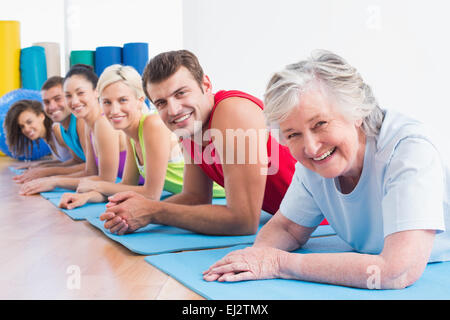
0, 21, 21, 98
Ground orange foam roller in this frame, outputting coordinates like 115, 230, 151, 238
0, 21, 21, 98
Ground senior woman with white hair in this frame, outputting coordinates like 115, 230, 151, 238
203, 50, 450, 289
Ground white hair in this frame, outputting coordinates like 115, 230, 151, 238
263, 49, 384, 137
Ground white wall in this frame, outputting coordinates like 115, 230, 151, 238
1, 0, 183, 75
183, 0, 450, 162
2, 0, 449, 160
66, 0, 183, 61
0, 0, 65, 47
0, 0, 65, 70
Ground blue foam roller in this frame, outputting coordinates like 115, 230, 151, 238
0, 89, 51, 160
95, 46, 122, 77
123, 42, 149, 75
20, 46, 47, 90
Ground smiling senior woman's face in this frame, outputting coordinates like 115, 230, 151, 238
279, 88, 366, 181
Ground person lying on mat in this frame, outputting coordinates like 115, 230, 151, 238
19, 64, 128, 195
203, 49, 450, 289
5, 99, 76, 169
12, 76, 87, 183
59, 64, 224, 210
100, 49, 297, 236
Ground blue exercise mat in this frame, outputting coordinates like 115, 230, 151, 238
40, 177, 124, 199
145, 236, 450, 300
40, 187, 74, 199
43, 189, 183, 220
86, 210, 272, 255
8, 166, 74, 198
48, 196, 106, 221
8, 166, 24, 175
86, 209, 335, 255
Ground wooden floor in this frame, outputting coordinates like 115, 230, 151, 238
0, 156, 203, 300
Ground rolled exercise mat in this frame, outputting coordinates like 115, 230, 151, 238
32, 42, 61, 77
70, 50, 95, 67
20, 46, 47, 90
0, 21, 21, 98
94, 46, 122, 76
123, 42, 148, 75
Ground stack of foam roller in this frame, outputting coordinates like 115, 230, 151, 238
0, 18, 150, 158
70, 42, 149, 77
71, 42, 150, 108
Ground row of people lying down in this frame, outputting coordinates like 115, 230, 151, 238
6, 64, 227, 204
6, 49, 450, 290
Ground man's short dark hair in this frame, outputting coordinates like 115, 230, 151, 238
41, 76, 64, 91
142, 50, 204, 100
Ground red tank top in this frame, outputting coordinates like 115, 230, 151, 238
181, 90, 296, 214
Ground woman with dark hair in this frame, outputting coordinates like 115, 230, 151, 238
19, 64, 127, 195
4, 99, 71, 161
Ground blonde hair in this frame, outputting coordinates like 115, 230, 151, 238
97, 64, 146, 102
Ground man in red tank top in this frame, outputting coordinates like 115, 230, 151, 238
99, 50, 297, 236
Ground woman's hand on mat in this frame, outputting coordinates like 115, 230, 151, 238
19, 177, 56, 195
202, 246, 288, 282
13, 167, 47, 184
100, 191, 156, 235
59, 192, 89, 210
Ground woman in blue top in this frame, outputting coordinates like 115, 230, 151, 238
203, 50, 450, 289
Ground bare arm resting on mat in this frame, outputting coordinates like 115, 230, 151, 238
203, 211, 435, 289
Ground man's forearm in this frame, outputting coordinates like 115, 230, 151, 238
163, 190, 212, 206
152, 202, 256, 236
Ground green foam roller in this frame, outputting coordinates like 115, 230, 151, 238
70, 50, 95, 67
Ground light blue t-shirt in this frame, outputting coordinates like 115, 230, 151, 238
280, 109, 450, 263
